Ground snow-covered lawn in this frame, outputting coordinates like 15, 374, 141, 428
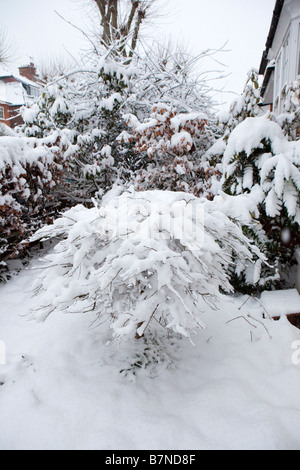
0, 261, 300, 450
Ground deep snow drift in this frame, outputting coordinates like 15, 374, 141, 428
0, 259, 300, 450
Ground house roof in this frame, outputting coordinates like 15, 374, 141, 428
259, 0, 285, 75
0, 80, 26, 106
0, 66, 13, 78
0, 69, 40, 88
0, 66, 42, 106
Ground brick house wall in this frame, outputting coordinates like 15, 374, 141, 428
0, 103, 23, 128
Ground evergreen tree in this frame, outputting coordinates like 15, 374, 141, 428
218, 68, 262, 139
221, 115, 300, 292
276, 81, 300, 141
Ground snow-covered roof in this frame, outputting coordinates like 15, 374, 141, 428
0, 80, 26, 106
0, 65, 13, 77
13, 73, 41, 88
0, 69, 40, 88
0, 68, 42, 106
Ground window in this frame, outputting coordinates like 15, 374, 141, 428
275, 52, 282, 98
282, 34, 290, 86
275, 33, 290, 98
22, 83, 40, 99
28, 85, 40, 98
0, 107, 4, 120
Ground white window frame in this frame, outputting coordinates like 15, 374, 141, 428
275, 51, 282, 100
282, 33, 290, 89
0, 106, 4, 120
29, 85, 40, 98
274, 29, 291, 114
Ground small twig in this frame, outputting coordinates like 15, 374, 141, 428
238, 295, 251, 311
248, 315, 272, 339
251, 296, 273, 320
226, 315, 257, 329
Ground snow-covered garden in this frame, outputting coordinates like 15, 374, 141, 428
0, 261, 300, 450
0, 0, 300, 451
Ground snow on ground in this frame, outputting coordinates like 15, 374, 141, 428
0, 259, 300, 450
261, 289, 300, 317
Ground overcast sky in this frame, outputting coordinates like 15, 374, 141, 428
1, 0, 276, 109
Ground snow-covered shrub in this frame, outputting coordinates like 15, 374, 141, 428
194, 68, 263, 201
222, 115, 300, 290
22, 60, 137, 205
119, 103, 221, 198
218, 68, 262, 140
0, 123, 15, 137
0, 135, 63, 273
22, 85, 74, 139
31, 190, 264, 343
123, 103, 207, 158
276, 81, 300, 140
133, 156, 221, 200
21, 40, 220, 205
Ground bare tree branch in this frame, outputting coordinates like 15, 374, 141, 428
129, 7, 145, 58
55, 9, 100, 57
90, 0, 163, 60
0, 28, 17, 65
36, 53, 76, 83
125, 1, 139, 36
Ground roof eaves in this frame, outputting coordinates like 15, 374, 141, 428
0, 73, 14, 80
259, 0, 285, 75
14, 74, 41, 87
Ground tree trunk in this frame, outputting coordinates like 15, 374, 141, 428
92, 0, 148, 60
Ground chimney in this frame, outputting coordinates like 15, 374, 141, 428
18, 62, 38, 82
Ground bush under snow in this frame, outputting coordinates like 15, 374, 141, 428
221, 115, 300, 291
0, 134, 63, 272
223, 115, 300, 224
30, 189, 265, 343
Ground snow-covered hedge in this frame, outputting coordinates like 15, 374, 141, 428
31, 190, 264, 342
120, 103, 221, 198
123, 103, 207, 158
221, 115, 300, 290
0, 134, 63, 270
21, 49, 220, 205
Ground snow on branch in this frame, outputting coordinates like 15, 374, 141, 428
30, 189, 265, 342
222, 115, 300, 224
0, 135, 63, 267
122, 103, 207, 158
